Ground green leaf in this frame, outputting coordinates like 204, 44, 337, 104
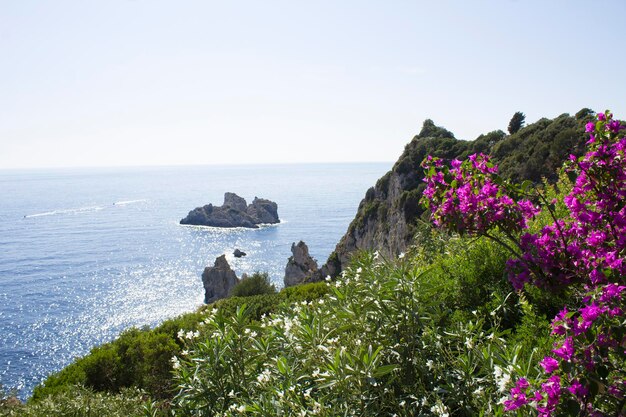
373, 364, 398, 377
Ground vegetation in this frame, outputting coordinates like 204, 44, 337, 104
1, 385, 154, 417
423, 112, 626, 415
230, 272, 277, 298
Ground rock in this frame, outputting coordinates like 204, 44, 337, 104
233, 248, 247, 258
202, 255, 240, 304
247, 197, 279, 224
180, 193, 280, 228
284, 241, 318, 287
224, 192, 248, 212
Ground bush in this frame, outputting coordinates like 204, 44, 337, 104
229, 272, 276, 298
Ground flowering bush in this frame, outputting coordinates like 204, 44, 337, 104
422, 112, 626, 416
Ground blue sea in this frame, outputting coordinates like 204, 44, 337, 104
0, 163, 390, 399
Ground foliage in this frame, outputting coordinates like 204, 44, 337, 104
1, 385, 157, 417
508, 112, 526, 135
230, 272, 277, 298
172, 239, 547, 416
422, 111, 626, 416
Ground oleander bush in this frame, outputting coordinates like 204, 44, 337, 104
172, 242, 536, 416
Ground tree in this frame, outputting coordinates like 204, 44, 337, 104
507, 111, 526, 134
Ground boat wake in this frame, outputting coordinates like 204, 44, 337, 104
113, 199, 148, 206
24, 206, 105, 218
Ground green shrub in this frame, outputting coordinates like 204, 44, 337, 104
280, 281, 329, 304
229, 272, 276, 298
213, 293, 280, 322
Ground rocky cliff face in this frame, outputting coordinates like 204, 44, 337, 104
316, 112, 593, 279
284, 241, 318, 287
180, 193, 280, 228
314, 120, 463, 278
202, 255, 239, 304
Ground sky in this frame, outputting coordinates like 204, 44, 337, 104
1, 0, 625, 169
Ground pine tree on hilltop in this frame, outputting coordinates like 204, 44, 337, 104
508, 111, 526, 134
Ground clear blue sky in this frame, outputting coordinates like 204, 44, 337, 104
1, 0, 625, 169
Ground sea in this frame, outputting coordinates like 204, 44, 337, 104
0, 162, 390, 399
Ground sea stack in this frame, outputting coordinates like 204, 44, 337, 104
180, 193, 279, 228
284, 241, 319, 287
202, 255, 240, 304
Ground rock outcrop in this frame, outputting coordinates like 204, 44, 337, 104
233, 249, 247, 258
202, 255, 240, 304
180, 193, 279, 228
284, 241, 318, 287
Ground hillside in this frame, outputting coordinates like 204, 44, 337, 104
318, 109, 594, 277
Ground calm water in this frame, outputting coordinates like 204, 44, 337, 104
0, 163, 390, 398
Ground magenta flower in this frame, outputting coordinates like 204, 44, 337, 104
567, 379, 588, 398
553, 337, 574, 361
540, 356, 559, 373
586, 122, 596, 132
607, 119, 622, 133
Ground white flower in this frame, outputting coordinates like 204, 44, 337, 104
493, 365, 511, 392
398, 252, 405, 259
171, 356, 181, 370
181, 349, 189, 356
257, 369, 271, 384
430, 401, 449, 417
325, 275, 331, 282
373, 250, 380, 260
177, 329, 185, 340
426, 359, 434, 370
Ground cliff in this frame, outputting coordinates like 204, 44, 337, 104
317, 110, 594, 278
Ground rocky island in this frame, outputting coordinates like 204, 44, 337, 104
180, 192, 279, 228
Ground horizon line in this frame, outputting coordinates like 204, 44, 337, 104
0, 160, 396, 173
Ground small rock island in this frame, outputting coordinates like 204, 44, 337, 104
180, 192, 279, 228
